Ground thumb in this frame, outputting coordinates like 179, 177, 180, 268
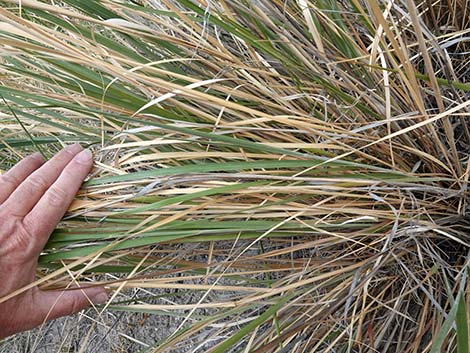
37, 286, 108, 322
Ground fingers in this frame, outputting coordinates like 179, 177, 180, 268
2, 144, 82, 217
0, 153, 44, 205
24, 149, 93, 248
37, 286, 107, 322
0, 286, 107, 339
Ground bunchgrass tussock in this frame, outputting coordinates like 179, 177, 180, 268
0, 0, 469, 351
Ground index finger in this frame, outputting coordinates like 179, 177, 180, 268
2, 144, 82, 217
23, 149, 93, 250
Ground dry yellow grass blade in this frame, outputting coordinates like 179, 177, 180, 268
0, 0, 468, 351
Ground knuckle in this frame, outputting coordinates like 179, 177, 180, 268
28, 174, 49, 192
19, 219, 35, 237
16, 222, 36, 251
46, 187, 69, 207
0, 220, 37, 260
68, 296, 84, 315
0, 210, 6, 225
0, 213, 14, 249
0, 172, 19, 187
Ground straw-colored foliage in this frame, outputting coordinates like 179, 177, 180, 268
0, 0, 469, 351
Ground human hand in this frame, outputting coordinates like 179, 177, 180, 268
0, 144, 107, 339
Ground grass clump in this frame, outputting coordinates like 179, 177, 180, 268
0, 0, 469, 352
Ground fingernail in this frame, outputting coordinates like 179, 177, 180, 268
92, 292, 108, 305
30, 152, 44, 161
66, 143, 82, 154
74, 149, 93, 164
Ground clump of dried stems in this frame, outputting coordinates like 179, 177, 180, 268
0, 0, 469, 352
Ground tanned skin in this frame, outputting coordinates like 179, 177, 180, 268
0, 145, 107, 339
